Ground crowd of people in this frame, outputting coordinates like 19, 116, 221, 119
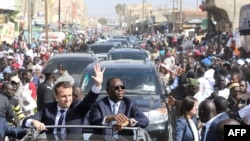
1, 29, 250, 141
148, 31, 250, 141
0, 36, 150, 141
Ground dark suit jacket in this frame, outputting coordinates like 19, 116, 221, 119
36, 80, 55, 111
175, 116, 199, 141
205, 112, 229, 141
0, 94, 14, 122
0, 117, 27, 140
89, 96, 149, 136
22, 90, 99, 134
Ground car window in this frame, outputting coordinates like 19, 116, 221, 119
81, 70, 157, 95
89, 45, 114, 53
45, 59, 94, 77
109, 52, 147, 60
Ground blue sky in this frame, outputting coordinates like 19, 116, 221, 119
84, 0, 199, 19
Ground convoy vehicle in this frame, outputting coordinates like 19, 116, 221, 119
42, 53, 98, 85
79, 60, 171, 141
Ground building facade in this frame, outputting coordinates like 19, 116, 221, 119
200, 0, 249, 33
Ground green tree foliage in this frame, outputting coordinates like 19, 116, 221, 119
98, 18, 107, 25
115, 4, 126, 26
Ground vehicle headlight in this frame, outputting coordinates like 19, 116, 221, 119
143, 108, 168, 124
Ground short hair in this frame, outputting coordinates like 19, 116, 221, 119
180, 96, 198, 117
213, 96, 228, 113
106, 77, 120, 88
2, 82, 12, 90
54, 81, 72, 95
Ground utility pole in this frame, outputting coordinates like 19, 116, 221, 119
142, 0, 145, 21
180, 0, 182, 30
28, 0, 32, 43
58, 0, 61, 31
45, 0, 48, 43
172, 0, 175, 32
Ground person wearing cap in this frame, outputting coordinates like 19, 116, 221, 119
168, 78, 201, 116
227, 82, 249, 117
201, 58, 216, 98
36, 69, 58, 111
54, 63, 75, 85
10, 76, 25, 122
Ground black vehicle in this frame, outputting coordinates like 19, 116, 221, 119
87, 42, 117, 60
107, 48, 149, 60
43, 53, 98, 85
23, 125, 152, 141
107, 38, 130, 48
79, 60, 171, 141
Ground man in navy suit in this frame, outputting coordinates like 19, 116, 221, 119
0, 116, 27, 140
89, 77, 149, 138
22, 63, 105, 135
199, 98, 229, 141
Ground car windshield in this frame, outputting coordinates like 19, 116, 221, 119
45, 59, 93, 77
89, 45, 114, 53
109, 52, 147, 60
108, 40, 128, 47
81, 71, 157, 95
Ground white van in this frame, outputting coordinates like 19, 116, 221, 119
39, 32, 66, 45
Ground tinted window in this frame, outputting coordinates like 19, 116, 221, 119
109, 52, 147, 60
89, 45, 114, 53
81, 70, 157, 95
45, 59, 94, 77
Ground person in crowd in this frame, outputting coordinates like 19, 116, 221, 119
216, 119, 241, 141
10, 76, 25, 124
158, 65, 170, 86
0, 116, 27, 140
207, 74, 229, 100
22, 70, 37, 100
164, 49, 175, 65
175, 96, 199, 141
54, 63, 75, 85
1, 82, 25, 126
199, 99, 228, 141
201, 58, 215, 97
21, 63, 104, 136
0, 83, 14, 123
3, 55, 14, 74
89, 77, 149, 139
229, 72, 241, 83
151, 48, 159, 63
196, 66, 210, 99
22, 56, 32, 69
213, 96, 229, 120
72, 85, 84, 101
36, 69, 58, 111
239, 79, 250, 105
237, 103, 250, 125
227, 82, 245, 116
169, 78, 201, 111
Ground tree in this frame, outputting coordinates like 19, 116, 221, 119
115, 4, 126, 27
98, 18, 107, 25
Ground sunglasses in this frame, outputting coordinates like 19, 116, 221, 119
111, 85, 125, 91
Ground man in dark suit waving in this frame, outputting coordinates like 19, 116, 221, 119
89, 77, 149, 138
22, 63, 105, 135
